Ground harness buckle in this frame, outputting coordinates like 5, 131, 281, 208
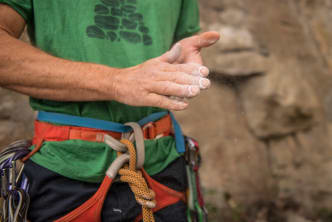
142, 122, 163, 140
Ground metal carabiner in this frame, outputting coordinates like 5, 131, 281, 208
185, 137, 200, 170
185, 137, 208, 222
9, 161, 16, 190
1, 168, 8, 198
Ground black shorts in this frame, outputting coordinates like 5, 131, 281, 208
23, 157, 188, 222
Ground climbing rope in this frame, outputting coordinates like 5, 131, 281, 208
118, 139, 156, 222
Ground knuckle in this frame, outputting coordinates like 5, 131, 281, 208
172, 101, 188, 110
190, 75, 200, 85
155, 99, 164, 107
181, 86, 189, 97
183, 74, 197, 85
178, 72, 191, 82
179, 63, 194, 73
160, 83, 172, 95
161, 63, 176, 73
165, 73, 178, 83
148, 95, 163, 108
174, 86, 183, 96
159, 63, 170, 72
187, 85, 200, 97
158, 98, 174, 110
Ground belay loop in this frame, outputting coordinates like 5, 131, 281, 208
113, 122, 156, 222
0, 140, 31, 222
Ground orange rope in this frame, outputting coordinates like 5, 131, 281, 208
119, 139, 155, 222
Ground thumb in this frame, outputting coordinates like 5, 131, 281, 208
158, 43, 182, 63
180, 31, 220, 50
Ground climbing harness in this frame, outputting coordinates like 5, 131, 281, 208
0, 111, 208, 222
54, 122, 185, 222
0, 140, 31, 222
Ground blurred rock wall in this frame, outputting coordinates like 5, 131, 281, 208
1, 1, 332, 221
175, 0, 332, 221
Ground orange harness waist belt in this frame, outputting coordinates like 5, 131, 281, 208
23, 114, 172, 162
33, 114, 172, 143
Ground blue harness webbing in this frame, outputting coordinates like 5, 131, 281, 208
37, 111, 185, 153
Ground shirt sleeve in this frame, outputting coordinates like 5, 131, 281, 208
0, 0, 33, 23
174, 0, 201, 42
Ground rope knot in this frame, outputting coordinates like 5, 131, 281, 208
119, 139, 156, 222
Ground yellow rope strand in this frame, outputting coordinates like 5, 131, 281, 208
119, 139, 156, 222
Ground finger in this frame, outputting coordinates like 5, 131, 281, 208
198, 78, 211, 90
184, 55, 203, 65
147, 93, 189, 111
169, 96, 188, 103
151, 81, 201, 98
176, 63, 210, 77
158, 43, 182, 63
157, 72, 211, 89
198, 31, 221, 48
167, 72, 211, 89
160, 63, 209, 77
180, 31, 220, 50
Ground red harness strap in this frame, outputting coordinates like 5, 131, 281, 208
134, 170, 186, 222
54, 176, 113, 222
54, 170, 186, 222
23, 114, 172, 162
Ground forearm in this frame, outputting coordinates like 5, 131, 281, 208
0, 29, 119, 101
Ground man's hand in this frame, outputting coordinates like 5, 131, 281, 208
0, 4, 220, 111
109, 45, 211, 111
108, 31, 220, 111
173, 31, 220, 65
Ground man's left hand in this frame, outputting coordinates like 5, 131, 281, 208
172, 31, 220, 65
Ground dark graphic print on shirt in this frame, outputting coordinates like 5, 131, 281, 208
86, 0, 153, 45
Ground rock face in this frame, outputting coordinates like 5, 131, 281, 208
239, 63, 321, 138
0, 88, 34, 147
175, 0, 332, 221
1, 1, 332, 221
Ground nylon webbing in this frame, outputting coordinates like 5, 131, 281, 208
37, 111, 185, 153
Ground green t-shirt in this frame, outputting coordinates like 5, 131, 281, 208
1, 0, 200, 182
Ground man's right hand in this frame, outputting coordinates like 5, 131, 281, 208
109, 44, 211, 111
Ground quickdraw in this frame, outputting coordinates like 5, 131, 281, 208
185, 136, 208, 222
0, 140, 31, 222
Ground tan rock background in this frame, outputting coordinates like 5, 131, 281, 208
176, 0, 332, 221
1, 0, 332, 221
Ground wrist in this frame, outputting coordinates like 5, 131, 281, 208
87, 63, 137, 101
